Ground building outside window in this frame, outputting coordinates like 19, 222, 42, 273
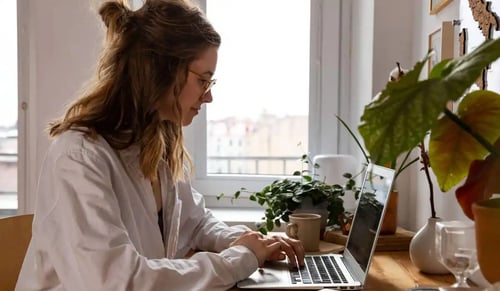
0, 0, 18, 217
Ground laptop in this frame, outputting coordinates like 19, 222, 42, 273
237, 163, 395, 290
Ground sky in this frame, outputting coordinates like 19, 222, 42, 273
206, 0, 310, 121
0, 0, 18, 128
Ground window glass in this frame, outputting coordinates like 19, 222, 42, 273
0, 0, 18, 217
205, 0, 310, 176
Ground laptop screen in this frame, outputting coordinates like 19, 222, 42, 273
345, 164, 394, 272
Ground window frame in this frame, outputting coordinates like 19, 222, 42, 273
186, 0, 352, 208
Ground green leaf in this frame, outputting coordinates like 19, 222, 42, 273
359, 56, 440, 164
430, 90, 500, 191
442, 38, 500, 96
266, 219, 274, 232
234, 191, 240, 199
258, 227, 268, 235
428, 57, 452, 79
359, 38, 500, 165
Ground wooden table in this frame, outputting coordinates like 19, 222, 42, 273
231, 251, 456, 290
362, 251, 455, 290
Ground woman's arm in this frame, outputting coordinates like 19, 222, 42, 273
177, 183, 252, 253
34, 148, 258, 291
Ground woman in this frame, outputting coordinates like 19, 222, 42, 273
16, 0, 304, 290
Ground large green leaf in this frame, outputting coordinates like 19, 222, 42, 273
441, 38, 500, 95
429, 91, 500, 191
359, 38, 500, 165
359, 56, 447, 164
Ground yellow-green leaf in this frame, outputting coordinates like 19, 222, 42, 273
430, 90, 500, 191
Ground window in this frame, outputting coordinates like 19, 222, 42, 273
0, 0, 18, 217
186, 0, 346, 207
205, 0, 310, 176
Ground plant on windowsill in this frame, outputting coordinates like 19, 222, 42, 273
217, 153, 365, 235
357, 38, 500, 281
217, 113, 420, 236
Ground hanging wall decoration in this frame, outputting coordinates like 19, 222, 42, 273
468, 0, 500, 89
430, 0, 454, 15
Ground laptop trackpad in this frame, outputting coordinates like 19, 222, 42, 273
237, 260, 291, 288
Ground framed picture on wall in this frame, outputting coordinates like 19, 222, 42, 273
430, 0, 453, 15
428, 21, 454, 75
428, 28, 442, 74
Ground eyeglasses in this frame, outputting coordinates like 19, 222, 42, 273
189, 70, 217, 94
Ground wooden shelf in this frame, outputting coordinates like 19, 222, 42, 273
323, 227, 415, 251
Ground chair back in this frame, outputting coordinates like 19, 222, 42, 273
0, 214, 33, 291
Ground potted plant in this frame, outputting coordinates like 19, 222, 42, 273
357, 38, 500, 281
217, 154, 364, 235
346, 65, 422, 235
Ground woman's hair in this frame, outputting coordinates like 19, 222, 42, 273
49, 0, 221, 183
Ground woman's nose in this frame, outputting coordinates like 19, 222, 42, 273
201, 90, 213, 103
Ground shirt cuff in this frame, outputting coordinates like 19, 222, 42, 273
219, 245, 259, 282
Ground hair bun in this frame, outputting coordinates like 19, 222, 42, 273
99, 0, 131, 36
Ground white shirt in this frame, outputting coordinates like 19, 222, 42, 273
16, 130, 258, 291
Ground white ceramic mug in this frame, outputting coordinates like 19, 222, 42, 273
286, 213, 321, 252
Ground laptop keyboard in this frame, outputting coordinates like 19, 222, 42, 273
290, 255, 348, 285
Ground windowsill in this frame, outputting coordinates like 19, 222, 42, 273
209, 207, 286, 232
0, 192, 17, 209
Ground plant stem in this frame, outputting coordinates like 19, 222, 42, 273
336, 115, 371, 164
444, 108, 500, 157
419, 142, 436, 218
394, 157, 419, 181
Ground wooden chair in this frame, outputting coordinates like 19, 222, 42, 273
0, 214, 33, 291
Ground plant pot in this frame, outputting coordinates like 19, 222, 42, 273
409, 217, 450, 274
380, 190, 398, 235
294, 197, 329, 239
472, 198, 500, 283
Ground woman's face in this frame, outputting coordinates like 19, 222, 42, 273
158, 46, 218, 126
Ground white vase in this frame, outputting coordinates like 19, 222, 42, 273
409, 217, 450, 274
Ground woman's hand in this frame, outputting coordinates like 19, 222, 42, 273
230, 231, 305, 268
266, 235, 305, 268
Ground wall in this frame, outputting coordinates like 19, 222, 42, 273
17, 0, 104, 212
372, 0, 414, 95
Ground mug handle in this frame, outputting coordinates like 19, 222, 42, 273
286, 222, 299, 239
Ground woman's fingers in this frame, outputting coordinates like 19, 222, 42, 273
281, 236, 305, 267
231, 231, 306, 268
266, 235, 305, 268
262, 241, 282, 266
